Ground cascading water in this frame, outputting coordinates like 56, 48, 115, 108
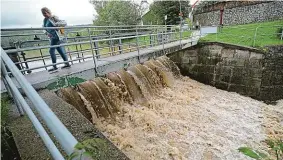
58, 56, 178, 120
57, 56, 283, 160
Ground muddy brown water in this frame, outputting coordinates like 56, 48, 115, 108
57, 56, 283, 160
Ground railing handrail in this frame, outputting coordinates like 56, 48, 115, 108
1, 24, 176, 31
1, 48, 78, 156
4, 31, 178, 54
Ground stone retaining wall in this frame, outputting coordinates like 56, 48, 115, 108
194, 1, 283, 26
168, 42, 283, 103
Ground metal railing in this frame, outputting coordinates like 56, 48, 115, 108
201, 25, 283, 47
1, 48, 79, 159
1, 25, 194, 74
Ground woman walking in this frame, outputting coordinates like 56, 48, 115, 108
41, 7, 70, 72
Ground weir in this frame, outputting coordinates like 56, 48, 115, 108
57, 56, 179, 121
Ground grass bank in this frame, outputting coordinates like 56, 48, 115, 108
199, 20, 283, 48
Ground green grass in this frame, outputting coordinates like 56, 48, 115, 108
1, 94, 11, 125
200, 20, 283, 48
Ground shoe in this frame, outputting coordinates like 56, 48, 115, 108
48, 67, 58, 72
61, 64, 71, 69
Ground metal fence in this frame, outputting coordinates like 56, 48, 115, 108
201, 25, 283, 47
1, 48, 78, 159
1, 25, 193, 74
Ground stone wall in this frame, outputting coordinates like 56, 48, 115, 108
260, 46, 283, 102
194, 1, 283, 26
168, 42, 283, 103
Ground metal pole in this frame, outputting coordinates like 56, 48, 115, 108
162, 27, 165, 55
1, 48, 78, 155
1, 62, 24, 116
87, 28, 98, 74
136, 27, 140, 63
118, 38, 123, 54
179, 0, 182, 48
64, 31, 73, 65
75, 39, 81, 63
109, 30, 114, 56
4, 74, 65, 160
38, 45, 48, 70
253, 26, 259, 47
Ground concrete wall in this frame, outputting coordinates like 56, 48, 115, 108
194, 1, 283, 26
168, 42, 283, 103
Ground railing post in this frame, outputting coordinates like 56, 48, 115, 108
38, 44, 48, 70
179, 25, 182, 48
109, 30, 114, 56
87, 28, 98, 74
93, 37, 100, 58
253, 26, 259, 47
118, 38, 123, 54
136, 27, 140, 63
14, 42, 24, 71
64, 30, 73, 65
162, 26, 165, 55
150, 33, 153, 47
1, 61, 24, 116
74, 38, 81, 63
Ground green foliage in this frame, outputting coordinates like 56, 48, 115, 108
185, 18, 193, 28
238, 139, 283, 160
47, 76, 86, 90
1, 94, 10, 125
200, 20, 283, 48
143, 1, 190, 25
68, 138, 110, 160
238, 147, 267, 159
92, 1, 141, 26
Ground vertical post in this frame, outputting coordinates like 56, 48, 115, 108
253, 26, 259, 47
179, 0, 182, 48
15, 43, 25, 72
64, 31, 73, 65
87, 28, 98, 74
109, 30, 114, 56
216, 26, 218, 41
118, 38, 123, 54
79, 42, 85, 62
1, 61, 24, 116
162, 26, 165, 55
179, 25, 182, 48
74, 39, 81, 63
150, 33, 153, 47
93, 37, 100, 58
136, 27, 140, 63
38, 44, 48, 70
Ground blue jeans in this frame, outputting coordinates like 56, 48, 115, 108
50, 38, 68, 68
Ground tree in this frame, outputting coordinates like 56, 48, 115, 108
143, 1, 190, 25
90, 1, 141, 26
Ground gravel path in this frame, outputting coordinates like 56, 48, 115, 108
94, 77, 283, 160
